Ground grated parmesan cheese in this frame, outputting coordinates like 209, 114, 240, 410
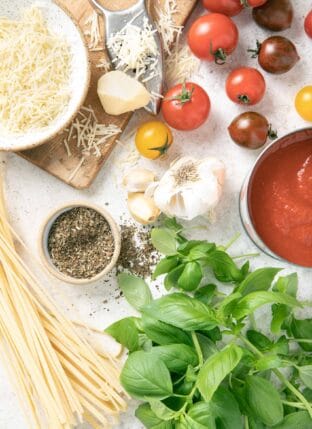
64, 106, 121, 159
107, 15, 159, 82
84, 11, 101, 50
156, 0, 183, 55
165, 42, 200, 87
0, 7, 71, 134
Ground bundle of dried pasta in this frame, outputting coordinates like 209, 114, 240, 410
0, 175, 127, 428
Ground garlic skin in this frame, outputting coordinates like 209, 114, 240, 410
127, 192, 161, 225
151, 156, 225, 221
123, 168, 156, 193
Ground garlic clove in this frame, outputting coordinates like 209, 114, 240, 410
123, 168, 156, 193
127, 192, 161, 225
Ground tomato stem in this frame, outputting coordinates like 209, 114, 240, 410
268, 125, 278, 140
150, 134, 171, 156
214, 48, 227, 65
238, 95, 250, 104
165, 82, 194, 105
248, 40, 261, 58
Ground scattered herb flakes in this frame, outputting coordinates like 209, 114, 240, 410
48, 207, 115, 279
117, 223, 160, 278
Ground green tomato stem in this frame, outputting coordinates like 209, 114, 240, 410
238, 335, 312, 418
191, 332, 204, 367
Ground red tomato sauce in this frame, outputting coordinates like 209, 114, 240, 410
248, 139, 312, 267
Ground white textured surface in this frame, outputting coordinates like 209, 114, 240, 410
1, 1, 312, 428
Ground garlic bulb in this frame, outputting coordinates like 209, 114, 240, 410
150, 156, 225, 221
127, 192, 161, 225
123, 168, 156, 193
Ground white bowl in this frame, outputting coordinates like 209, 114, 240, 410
0, 0, 90, 151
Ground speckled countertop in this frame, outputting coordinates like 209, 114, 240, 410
0, 1, 312, 428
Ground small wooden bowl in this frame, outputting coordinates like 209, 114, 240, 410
39, 202, 121, 285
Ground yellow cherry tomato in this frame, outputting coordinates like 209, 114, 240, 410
135, 121, 173, 160
295, 86, 312, 122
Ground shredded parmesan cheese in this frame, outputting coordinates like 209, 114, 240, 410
64, 106, 121, 160
84, 11, 101, 50
107, 15, 159, 82
156, 0, 183, 55
165, 42, 200, 86
0, 7, 71, 134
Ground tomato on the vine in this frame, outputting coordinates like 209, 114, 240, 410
188, 13, 239, 63
162, 83, 210, 131
304, 11, 312, 39
295, 86, 312, 122
135, 121, 173, 159
226, 67, 266, 105
202, 0, 243, 16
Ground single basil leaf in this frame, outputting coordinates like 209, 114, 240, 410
248, 416, 265, 429
196, 333, 218, 360
290, 318, 312, 352
271, 304, 291, 334
210, 386, 243, 429
232, 291, 301, 320
186, 402, 216, 429
142, 293, 220, 332
238, 268, 281, 296
149, 400, 178, 421
164, 265, 185, 291
194, 284, 217, 305
245, 375, 284, 426
217, 292, 242, 317
152, 256, 180, 280
274, 273, 298, 297
120, 351, 173, 400
118, 273, 152, 311
178, 261, 202, 291
197, 344, 243, 401
206, 250, 245, 283
105, 317, 139, 352
135, 403, 174, 429
189, 243, 216, 260
151, 228, 177, 255
255, 354, 284, 371
141, 315, 192, 346
178, 240, 206, 255
272, 411, 311, 429
149, 344, 198, 373
246, 330, 272, 351
299, 365, 312, 389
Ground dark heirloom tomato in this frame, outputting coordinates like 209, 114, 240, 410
304, 10, 312, 38
188, 14, 239, 63
202, 0, 243, 16
250, 36, 299, 74
252, 0, 293, 31
228, 112, 277, 149
226, 67, 266, 105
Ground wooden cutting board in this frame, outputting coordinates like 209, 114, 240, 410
18, 0, 197, 189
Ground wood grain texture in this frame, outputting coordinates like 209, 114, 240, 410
18, 0, 197, 189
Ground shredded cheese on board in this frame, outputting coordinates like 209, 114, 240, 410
64, 106, 121, 159
156, 0, 183, 55
165, 42, 200, 86
0, 7, 71, 134
107, 15, 159, 82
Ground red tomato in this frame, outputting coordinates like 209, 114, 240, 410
162, 83, 210, 131
188, 14, 239, 63
305, 10, 312, 38
226, 67, 266, 105
202, 0, 243, 16
247, 0, 268, 6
